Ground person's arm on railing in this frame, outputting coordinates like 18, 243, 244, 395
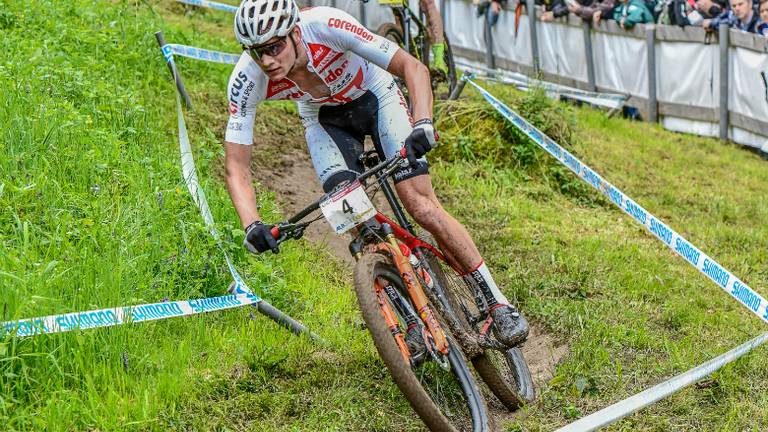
573, 0, 614, 21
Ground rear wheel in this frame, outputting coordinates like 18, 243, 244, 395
353, 253, 490, 431
416, 244, 535, 410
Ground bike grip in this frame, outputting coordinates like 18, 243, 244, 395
271, 226, 280, 239
399, 147, 407, 159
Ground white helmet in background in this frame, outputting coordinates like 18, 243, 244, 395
234, 0, 299, 47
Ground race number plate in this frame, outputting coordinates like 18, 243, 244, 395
320, 181, 376, 234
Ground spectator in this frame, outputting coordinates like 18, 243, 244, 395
475, 0, 506, 27
538, 0, 569, 21
566, 0, 617, 26
706, 0, 759, 32
758, 0, 768, 35
612, 0, 655, 28
658, 0, 697, 25
687, 0, 726, 25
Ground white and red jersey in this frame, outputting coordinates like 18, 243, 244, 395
225, 6, 399, 145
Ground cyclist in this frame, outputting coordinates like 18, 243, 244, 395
418, 0, 449, 75
224, 0, 528, 348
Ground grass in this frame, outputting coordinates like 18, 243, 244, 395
434, 84, 768, 430
1, 0, 767, 431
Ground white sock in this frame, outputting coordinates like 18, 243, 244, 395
462, 261, 509, 305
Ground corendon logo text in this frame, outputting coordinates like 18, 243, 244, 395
327, 18, 374, 42
325, 60, 349, 82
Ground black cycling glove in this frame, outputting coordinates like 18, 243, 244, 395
404, 119, 438, 168
244, 221, 279, 254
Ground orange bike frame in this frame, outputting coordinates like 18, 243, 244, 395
372, 238, 450, 355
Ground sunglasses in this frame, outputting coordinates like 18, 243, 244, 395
245, 37, 288, 61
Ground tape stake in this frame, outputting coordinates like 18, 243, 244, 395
1, 293, 260, 338
465, 78, 768, 326
556, 332, 768, 432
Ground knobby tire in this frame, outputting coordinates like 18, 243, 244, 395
419, 244, 536, 410
353, 253, 490, 432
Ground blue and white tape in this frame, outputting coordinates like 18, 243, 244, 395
465, 78, 768, 326
163, 46, 253, 296
175, 0, 238, 13
160, 40, 320, 340
0, 293, 259, 338
456, 59, 628, 111
163, 43, 240, 65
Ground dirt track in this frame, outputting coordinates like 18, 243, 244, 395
249, 135, 568, 429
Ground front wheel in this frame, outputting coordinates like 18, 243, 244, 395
353, 253, 490, 432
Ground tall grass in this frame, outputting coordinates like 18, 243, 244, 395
0, 1, 420, 430
2, 0, 767, 430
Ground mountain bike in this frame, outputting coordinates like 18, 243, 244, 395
369, 0, 458, 99
269, 149, 534, 430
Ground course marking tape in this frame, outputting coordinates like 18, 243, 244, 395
465, 78, 768, 326
160, 41, 325, 341
556, 331, 768, 431
456, 58, 627, 110
162, 46, 253, 296
175, 0, 238, 13
163, 43, 240, 65
0, 293, 259, 338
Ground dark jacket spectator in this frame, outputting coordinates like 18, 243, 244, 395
567, 0, 617, 25
613, 0, 655, 27
663, 0, 724, 26
697, 0, 727, 18
476, 0, 507, 27
707, 0, 759, 31
538, 0, 570, 21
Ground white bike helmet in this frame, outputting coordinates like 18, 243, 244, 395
234, 0, 299, 47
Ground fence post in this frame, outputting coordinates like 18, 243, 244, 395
583, 20, 596, 92
483, 8, 496, 69
646, 25, 658, 123
440, 0, 446, 27
359, 0, 367, 27
526, 0, 540, 74
718, 23, 729, 141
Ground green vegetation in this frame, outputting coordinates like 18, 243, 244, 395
435, 85, 768, 430
1, 0, 766, 431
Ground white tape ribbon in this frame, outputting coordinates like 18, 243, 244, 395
457, 58, 627, 110
175, 0, 238, 13
466, 78, 768, 325
167, 49, 253, 295
164, 43, 239, 65
1, 294, 259, 338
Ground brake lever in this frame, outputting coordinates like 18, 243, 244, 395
271, 222, 309, 247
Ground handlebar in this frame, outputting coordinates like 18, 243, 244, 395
269, 149, 408, 243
